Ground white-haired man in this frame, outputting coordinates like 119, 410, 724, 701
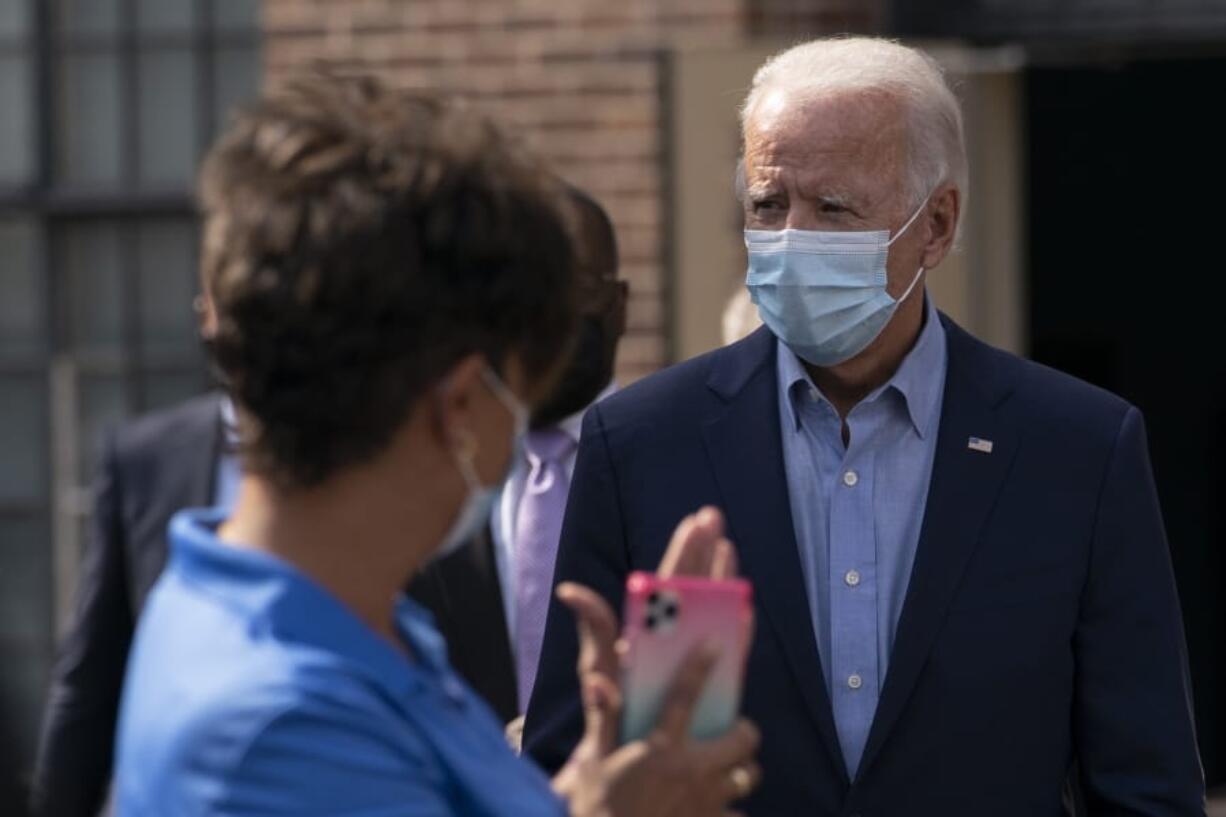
525, 37, 1205, 815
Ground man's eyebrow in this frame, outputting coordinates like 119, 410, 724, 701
814, 192, 855, 208
744, 180, 782, 200
743, 180, 862, 211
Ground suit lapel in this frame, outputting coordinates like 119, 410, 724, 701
701, 328, 850, 784
857, 317, 1020, 778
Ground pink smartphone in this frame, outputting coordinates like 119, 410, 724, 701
620, 571, 753, 743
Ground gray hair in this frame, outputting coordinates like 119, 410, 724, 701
739, 37, 968, 217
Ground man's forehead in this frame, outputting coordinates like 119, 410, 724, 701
744, 88, 907, 171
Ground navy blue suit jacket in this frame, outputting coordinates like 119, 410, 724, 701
32, 394, 225, 817
524, 316, 1204, 816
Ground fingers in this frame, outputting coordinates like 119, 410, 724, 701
580, 674, 622, 755
740, 609, 755, 662
653, 642, 719, 742
711, 538, 739, 580
700, 723, 761, 807
689, 719, 760, 771
559, 582, 623, 755
714, 761, 762, 803
602, 736, 652, 780
558, 582, 619, 679
659, 506, 731, 578
657, 511, 703, 577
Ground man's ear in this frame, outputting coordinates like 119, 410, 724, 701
613, 280, 630, 338
921, 183, 961, 270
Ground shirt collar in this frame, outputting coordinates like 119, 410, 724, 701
168, 508, 452, 699
777, 293, 947, 439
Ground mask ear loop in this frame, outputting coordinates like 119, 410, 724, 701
451, 427, 482, 490
895, 266, 926, 306
886, 194, 933, 247
887, 193, 933, 305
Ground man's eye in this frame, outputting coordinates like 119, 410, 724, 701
752, 200, 783, 213
819, 202, 847, 214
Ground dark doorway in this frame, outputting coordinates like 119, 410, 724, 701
1028, 57, 1226, 787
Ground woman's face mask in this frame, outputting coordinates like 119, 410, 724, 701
433, 366, 527, 561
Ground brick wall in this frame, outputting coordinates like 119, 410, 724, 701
261, 0, 880, 380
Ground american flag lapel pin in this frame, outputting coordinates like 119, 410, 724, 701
967, 437, 994, 454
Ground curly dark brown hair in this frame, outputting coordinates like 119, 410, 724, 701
199, 70, 576, 489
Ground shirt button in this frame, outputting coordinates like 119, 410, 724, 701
843, 470, 859, 487
844, 569, 861, 587
848, 673, 863, 690
808, 386, 820, 402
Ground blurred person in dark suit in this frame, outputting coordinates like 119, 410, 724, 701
408, 187, 627, 729
29, 296, 233, 817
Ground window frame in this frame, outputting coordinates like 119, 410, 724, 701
0, 0, 260, 766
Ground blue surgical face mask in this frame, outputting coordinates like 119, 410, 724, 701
435, 366, 528, 561
744, 196, 929, 367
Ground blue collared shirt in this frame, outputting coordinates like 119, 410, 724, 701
775, 294, 947, 779
114, 508, 566, 816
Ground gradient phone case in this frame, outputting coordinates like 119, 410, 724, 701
620, 572, 753, 743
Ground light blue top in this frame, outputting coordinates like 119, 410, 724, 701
114, 508, 567, 816
775, 294, 947, 779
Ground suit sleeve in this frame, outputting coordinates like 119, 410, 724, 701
522, 403, 630, 773
31, 433, 134, 817
1074, 407, 1206, 816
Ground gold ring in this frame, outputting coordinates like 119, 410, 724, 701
728, 765, 753, 797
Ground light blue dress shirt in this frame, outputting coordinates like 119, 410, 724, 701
775, 294, 947, 779
114, 508, 567, 816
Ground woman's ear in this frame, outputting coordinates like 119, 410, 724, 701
431, 354, 488, 450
